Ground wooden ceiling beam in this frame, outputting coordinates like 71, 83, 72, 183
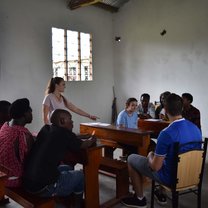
68, 0, 101, 10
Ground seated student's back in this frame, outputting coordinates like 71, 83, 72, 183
23, 109, 96, 204
23, 123, 82, 192
0, 100, 11, 128
0, 98, 34, 187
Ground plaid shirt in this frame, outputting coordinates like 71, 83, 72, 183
182, 105, 201, 130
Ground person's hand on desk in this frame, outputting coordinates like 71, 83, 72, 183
76, 133, 91, 140
80, 135, 97, 148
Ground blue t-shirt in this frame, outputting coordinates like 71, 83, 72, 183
155, 118, 202, 185
116, 110, 138, 129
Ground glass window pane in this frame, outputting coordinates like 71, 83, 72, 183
80, 32, 92, 81
52, 27, 65, 78
52, 28, 64, 62
67, 30, 79, 61
67, 30, 79, 81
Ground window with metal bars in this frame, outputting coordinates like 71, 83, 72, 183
52, 27, 93, 81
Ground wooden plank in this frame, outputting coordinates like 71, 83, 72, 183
80, 123, 151, 156
68, 0, 100, 10
138, 119, 170, 138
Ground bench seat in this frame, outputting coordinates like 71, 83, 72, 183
5, 187, 55, 208
99, 157, 129, 198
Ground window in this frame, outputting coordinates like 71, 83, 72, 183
52, 27, 93, 81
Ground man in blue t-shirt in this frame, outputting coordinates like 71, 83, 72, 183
121, 93, 202, 208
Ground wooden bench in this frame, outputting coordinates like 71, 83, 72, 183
5, 187, 55, 208
0, 164, 55, 208
99, 157, 129, 198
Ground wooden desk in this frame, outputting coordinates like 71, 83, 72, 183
80, 123, 152, 156
138, 119, 170, 138
64, 144, 103, 208
0, 146, 103, 208
83, 145, 102, 208
80, 123, 152, 207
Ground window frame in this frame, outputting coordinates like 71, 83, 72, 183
52, 27, 93, 81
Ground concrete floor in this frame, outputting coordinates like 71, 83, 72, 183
2, 152, 208, 208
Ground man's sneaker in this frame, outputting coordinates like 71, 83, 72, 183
121, 195, 147, 208
154, 188, 167, 205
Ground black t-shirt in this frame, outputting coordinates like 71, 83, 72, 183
23, 124, 81, 192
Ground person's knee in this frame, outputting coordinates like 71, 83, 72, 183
128, 154, 147, 173
127, 154, 142, 167
127, 154, 137, 163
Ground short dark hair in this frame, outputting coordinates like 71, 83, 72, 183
126, 97, 137, 106
50, 109, 71, 126
165, 93, 183, 116
140, 93, 150, 100
9, 98, 31, 119
0, 100, 11, 113
182, 93, 193, 103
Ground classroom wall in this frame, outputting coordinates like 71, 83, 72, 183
1, 0, 208, 136
113, 0, 208, 136
0, 0, 114, 133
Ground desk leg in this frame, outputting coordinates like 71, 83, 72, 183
0, 176, 9, 205
104, 147, 115, 158
137, 135, 150, 156
84, 148, 102, 208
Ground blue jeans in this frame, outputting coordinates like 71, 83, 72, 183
40, 165, 84, 197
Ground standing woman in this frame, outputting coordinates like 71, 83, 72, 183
42, 77, 98, 124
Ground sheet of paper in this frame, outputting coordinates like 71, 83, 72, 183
81, 122, 110, 126
145, 119, 162, 122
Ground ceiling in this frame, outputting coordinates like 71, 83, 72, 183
68, 0, 130, 13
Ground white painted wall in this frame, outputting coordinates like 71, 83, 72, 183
1, 0, 208, 136
113, 0, 208, 137
0, 0, 114, 133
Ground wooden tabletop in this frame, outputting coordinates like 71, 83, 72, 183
80, 123, 152, 156
138, 119, 170, 138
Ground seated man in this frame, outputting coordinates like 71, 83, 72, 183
23, 109, 96, 207
182, 93, 201, 130
0, 98, 34, 187
0, 100, 11, 128
138, 93, 155, 119
121, 93, 202, 208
